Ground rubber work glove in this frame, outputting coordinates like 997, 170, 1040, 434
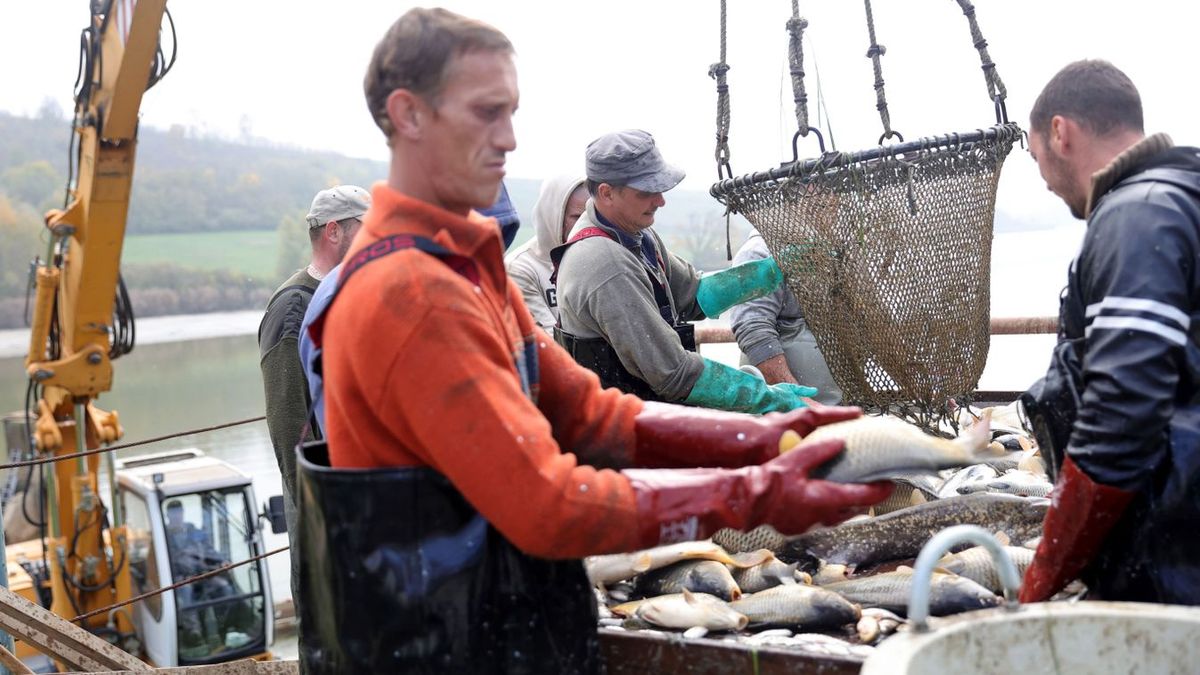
629, 401, 864, 469
625, 435, 893, 546
684, 358, 817, 414
695, 256, 784, 318
1019, 456, 1134, 603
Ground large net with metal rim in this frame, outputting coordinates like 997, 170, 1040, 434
715, 125, 1021, 423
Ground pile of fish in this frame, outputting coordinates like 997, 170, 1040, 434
588, 403, 1057, 659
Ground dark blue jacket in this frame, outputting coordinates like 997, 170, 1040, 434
1047, 138, 1200, 603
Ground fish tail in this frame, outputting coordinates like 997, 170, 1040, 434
956, 408, 994, 457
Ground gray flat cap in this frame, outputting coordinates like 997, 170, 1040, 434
306, 185, 371, 229
585, 129, 685, 193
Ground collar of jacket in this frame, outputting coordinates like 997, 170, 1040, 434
1085, 132, 1174, 218
591, 206, 662, 271
360, 183, 508, 294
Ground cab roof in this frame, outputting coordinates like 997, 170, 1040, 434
116, 448, 251, 497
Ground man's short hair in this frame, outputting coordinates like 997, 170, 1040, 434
166, 499, 182, 511
1030, 60, 1143, 137
364, 8, 513, 140
585, 179, 624, 198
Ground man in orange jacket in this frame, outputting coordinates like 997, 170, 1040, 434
298, 8, 890, 674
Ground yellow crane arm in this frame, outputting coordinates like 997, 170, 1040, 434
17, 0, 172, 648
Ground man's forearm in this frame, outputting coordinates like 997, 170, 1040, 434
756, 354, 798, 385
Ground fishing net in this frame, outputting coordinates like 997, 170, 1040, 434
713, 125, 1021, 425
706, 0, 1021, 430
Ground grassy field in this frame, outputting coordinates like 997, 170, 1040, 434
122, 230, 279, 280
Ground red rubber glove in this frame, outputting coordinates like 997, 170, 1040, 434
631, 401, 864, 469
1019, 456, 1135, 603
625, 436, 893, 547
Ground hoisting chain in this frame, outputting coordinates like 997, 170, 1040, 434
786, 0, 810, 137
954, 0, 1009, 123
863, 0, 902, 144
710, 0, 732, 181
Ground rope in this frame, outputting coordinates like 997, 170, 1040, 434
862, 0, 898, 142
954, 0, 1007, 106
709, 0, 732, 180
72, 545, 289, 624
2, 416, 266, 471
786, 0, 810, 136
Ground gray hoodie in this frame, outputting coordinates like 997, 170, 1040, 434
505, 175, 584, 331
728, 232, 805, 365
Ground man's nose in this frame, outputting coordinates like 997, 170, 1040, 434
495, 115, 517, 152
652, 193, 666, 208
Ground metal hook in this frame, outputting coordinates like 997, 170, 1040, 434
993, 95, 1009, 125
878, 129, 905, 146
790, 127, 827, 164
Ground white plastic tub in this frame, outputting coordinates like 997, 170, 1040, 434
862, 601, 1200, 675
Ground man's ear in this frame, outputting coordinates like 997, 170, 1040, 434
386, 89, 425, 140
321, 221, 340, 246
1049, 115, 1072, 155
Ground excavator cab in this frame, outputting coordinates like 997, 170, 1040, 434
116, 450, 274, 665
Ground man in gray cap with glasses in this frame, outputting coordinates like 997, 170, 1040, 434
554, 129, 817, 414
258, 184, 368, 619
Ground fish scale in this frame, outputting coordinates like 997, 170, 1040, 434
780, 492, 1048, 571
798, 411, 996, 483
729, 584, 860, 629
823, 568, 1000, 616
938, 545, 1035, 594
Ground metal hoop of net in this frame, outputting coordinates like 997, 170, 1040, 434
713, 126, 1020, 428
708, 0, 1020, 431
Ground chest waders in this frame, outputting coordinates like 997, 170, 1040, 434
551, 227, 697, 401
298, 234, 598, 673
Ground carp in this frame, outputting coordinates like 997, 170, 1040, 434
937, 544, 1035, 594
613, 589, 748, 632
635, 559, 742, 601
780, 493, 1049, 571
729, 554, 801, 594
585, 541, 772, 586
729, 584, 860, 630
823, 567, 1000, 616
796, 410, 996, 483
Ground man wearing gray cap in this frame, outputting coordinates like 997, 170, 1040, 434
257, 184, 368, 619
554, 129, 817, 414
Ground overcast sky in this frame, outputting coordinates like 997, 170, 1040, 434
3, 0, 1196, 230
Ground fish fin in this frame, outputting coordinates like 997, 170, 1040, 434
1017, 435, 1033, 452
994, 531, 1011, 547
682, 588, 697, 605
909, 490, 927, 506
1023, 536, 1042, 550
778, 429, 803, 454
896, 565, 913, 573
611, 600, 641, 617
729, 549, 774, 568
932, 566, 956, 576
631, 553, 654, 574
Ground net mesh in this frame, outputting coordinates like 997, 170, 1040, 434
715, 123, 1022, 429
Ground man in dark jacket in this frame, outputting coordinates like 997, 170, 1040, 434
1020, 59, 1200, 604
257, 184, 367, 616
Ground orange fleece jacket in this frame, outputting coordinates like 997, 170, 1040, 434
323, 185, 645, 559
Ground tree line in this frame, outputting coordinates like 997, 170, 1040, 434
0, 108, 745, 330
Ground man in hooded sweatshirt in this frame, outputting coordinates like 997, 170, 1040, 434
505, 175, 588, 331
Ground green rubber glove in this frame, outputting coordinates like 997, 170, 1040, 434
684, 358, 818, 414
695, 257, 784, 318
